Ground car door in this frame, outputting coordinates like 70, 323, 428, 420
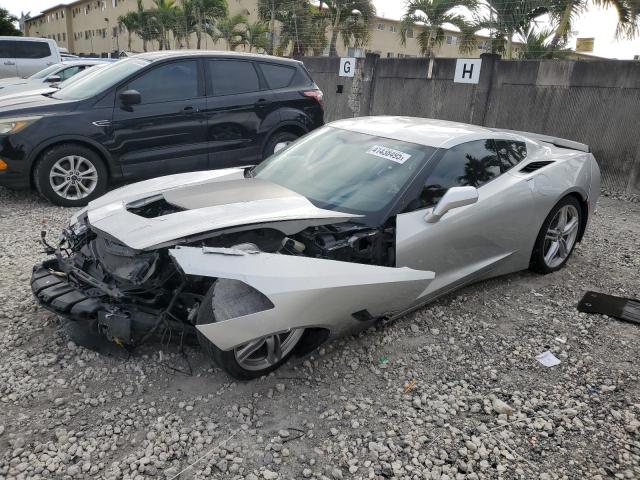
204, 59, 278, 169
0, 40, 17, 78
395, 139, 536, 302
14, 40, 56, 77
110, 59, 209, 180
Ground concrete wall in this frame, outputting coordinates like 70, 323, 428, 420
302, 54, 640, 194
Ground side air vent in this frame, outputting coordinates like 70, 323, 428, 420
520, 161, 554, 173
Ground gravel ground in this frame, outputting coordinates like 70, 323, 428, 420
0, 187, 639, 480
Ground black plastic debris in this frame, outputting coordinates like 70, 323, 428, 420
577, 291, 640, 325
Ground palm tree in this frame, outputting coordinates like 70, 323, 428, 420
277, 5, 328, 56
478, 0, 549, 59
399, 0, 479, 58
188, 0, 227, 49
321, 0, 376, 57
517, 26, 572, 59
118, 11, 139, 51
208, 14, 247, 50
258, 0, 301, 54
245, 21, 270, 52
547, 0, 639, 53
150, 0, 179, 50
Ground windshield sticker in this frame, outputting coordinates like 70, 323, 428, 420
366, 145, 412, 164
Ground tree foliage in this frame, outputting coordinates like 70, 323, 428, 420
0, 8, 22, 36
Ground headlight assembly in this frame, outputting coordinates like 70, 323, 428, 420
0, 116, 42, 135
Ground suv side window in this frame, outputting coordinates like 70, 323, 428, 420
15, 41, 52, 59
0, 40, 13, 58
419, 140, 501, 207
259, 63, 296, 89
495, 139, 527, 170
126, 60, 198, 104
207, 60, 260, 96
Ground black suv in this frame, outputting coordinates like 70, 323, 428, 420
0, 51, 324, 206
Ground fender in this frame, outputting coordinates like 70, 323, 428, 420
27, 134, 121, 179
260, 119, 310, 152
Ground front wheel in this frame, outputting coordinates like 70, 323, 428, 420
34, 143, 108, 207
530, 196, 582, 274
196, 279, 304, 380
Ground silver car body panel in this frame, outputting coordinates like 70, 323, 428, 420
83, 169, 357, 250
169, 246, 435, 351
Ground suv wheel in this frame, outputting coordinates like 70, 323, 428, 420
34, 144, 108, 207
262, 131, 299, 160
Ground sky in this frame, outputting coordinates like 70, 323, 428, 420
4, 0, 639, 59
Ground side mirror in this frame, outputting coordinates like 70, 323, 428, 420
424, 186, 478, 223
45, 75, 61, 83
119, 89, 141, 106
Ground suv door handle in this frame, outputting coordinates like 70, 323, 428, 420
4, 61, 15, 65
255, 98, 271, 107
183, 106, 198, 114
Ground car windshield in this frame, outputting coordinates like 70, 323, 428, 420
253, 126, 437, 217
56, 64, 106, 89
29, 64, 62, 80
52, 58, 150, 101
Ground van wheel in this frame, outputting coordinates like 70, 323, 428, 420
262, 131, 299, 160
34, 144, 107, 207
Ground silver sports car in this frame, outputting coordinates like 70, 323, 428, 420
31, 117, 601, 379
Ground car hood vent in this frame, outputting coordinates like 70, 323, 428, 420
520, 161, 554, 173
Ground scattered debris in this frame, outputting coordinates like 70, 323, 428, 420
536, 351, 561, 367
403, 379, 417, 394
578, 291, 640, 325
378, 355, 389, 368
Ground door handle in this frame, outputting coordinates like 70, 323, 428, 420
255, 99, 271, 107
183, 106, 198, 114
4, 61, 15, 65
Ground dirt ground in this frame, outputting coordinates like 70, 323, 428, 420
0, 187, 639, 480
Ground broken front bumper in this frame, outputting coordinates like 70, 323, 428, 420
31, 259, 171, 346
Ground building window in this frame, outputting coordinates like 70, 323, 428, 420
387, 52, 395, 58
389, 25, 397, 33
446, 35, 457, 45
63, 32, 66, 41
61, 10, 64, 18
376, 23, 385, 31
347, 47, 365, 58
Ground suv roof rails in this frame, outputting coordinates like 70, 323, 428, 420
489, 128, 590, 153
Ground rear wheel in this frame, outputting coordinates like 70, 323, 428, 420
530, 196, 582, 274
262, 131, 299, 161
196, 279, 304, 380
34, 143, 107, 207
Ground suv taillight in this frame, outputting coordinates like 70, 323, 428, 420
303, 89, 324, 108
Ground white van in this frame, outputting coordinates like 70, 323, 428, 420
0, 37, 61, 79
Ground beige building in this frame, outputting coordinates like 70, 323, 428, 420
24, 0, 521, 58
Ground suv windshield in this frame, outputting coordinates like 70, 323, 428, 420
29, 64, 61, 80
52, 58, 150, 101
253, 126, 436, 218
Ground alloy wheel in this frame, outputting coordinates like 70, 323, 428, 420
543, 204, 580, 268
49, 155, 99, 201
234, 329, 304, 371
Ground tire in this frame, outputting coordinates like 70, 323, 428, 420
196, 279, 304, 380
34, 143, 108, 207
261, 131, 300, 161
530, 195, 582, 274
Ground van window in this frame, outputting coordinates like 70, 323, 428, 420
0, 40, 13, 58
15, 41, 52, 59
259, 63, 295, 89
208, 60, 260, 96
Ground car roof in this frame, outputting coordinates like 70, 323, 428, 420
329, 116, 527, 149
134, 50, 302, 66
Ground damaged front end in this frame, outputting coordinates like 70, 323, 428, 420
32, 217, 209, 348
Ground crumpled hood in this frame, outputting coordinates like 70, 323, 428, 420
81, 169, 356, 250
